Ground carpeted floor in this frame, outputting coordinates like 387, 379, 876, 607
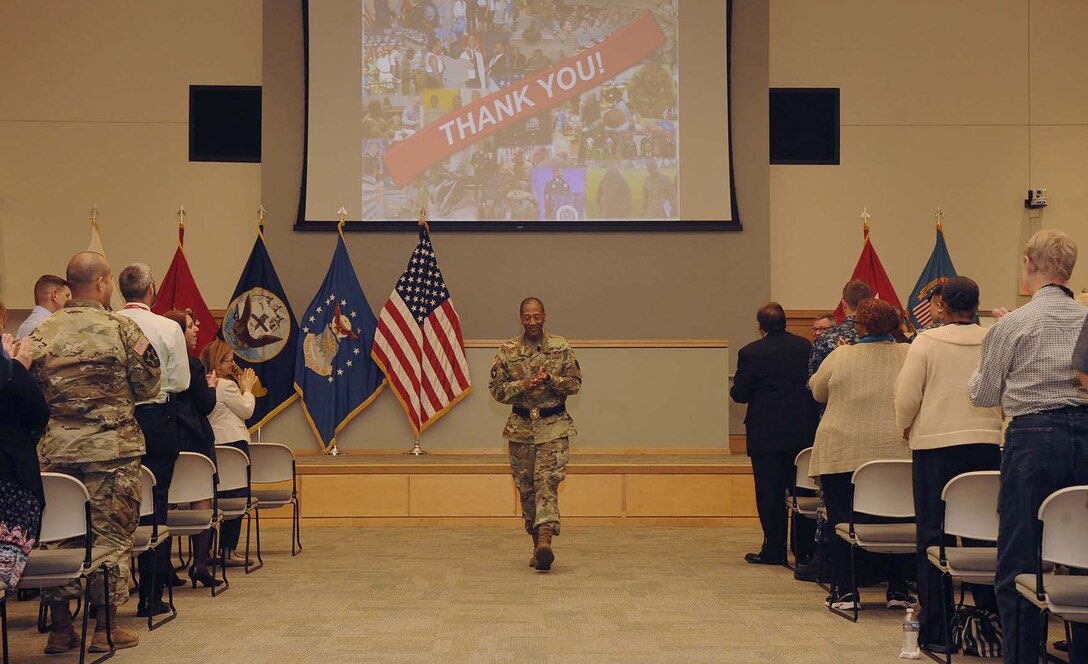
2, 526, 1054, 663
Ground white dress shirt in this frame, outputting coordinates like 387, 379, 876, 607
17, 305, 52, 338
210, 380, 255, 444
117, 302, 191, 404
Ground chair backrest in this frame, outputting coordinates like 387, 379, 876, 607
941, 471, 1000, 542
851, 459, 915, 518
39, 473, 91, 543
215, 446, 250, 492
167, 452, 217, 503
1038, 485, 1088, 569
794, 447, 817, 491
139, 465, 158, 518
249, 443, 296, 485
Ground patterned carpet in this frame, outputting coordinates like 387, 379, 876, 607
2, 526, 1040, 662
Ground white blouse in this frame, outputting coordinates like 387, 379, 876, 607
209, 380, 255, 444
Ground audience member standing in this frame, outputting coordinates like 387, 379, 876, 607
29, 252, 161, 654
969, 229, 1088, 663
0, 333, 49, 592
731, 303, 819, 566
895, 276, 1002, 653
809, 298, 914, 611
16, 275, 70, 338
200, 340, 258, 568
116, 263, 191, 616
809, 280, 872, 377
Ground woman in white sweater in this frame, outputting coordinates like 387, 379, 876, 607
894, 276, 1002, 652
809, 298, 913, 611
200, 340, 257, 567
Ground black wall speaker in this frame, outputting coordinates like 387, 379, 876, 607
769, 88, 839, 165
189, 85, 262, 163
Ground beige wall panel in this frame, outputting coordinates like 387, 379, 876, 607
1026, 126, 1088, 291
625, 475, 731, 517
557, 474, 624, 517
728, 475, 756, 517
299, 474, 409, 517
770, 0, 1027, 126
1029, 0, 1088, 125
0, 1, 261, 123
410, 474, 517, 516
770, 125, 1029, 309
0, 122, 260, 308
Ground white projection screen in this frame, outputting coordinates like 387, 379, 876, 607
301, 0, 737, 230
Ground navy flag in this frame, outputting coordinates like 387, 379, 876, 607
907, 222, 958, 330
221, 223, 299, 430
293, 231, 385, 450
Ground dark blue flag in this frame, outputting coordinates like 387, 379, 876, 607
294, 233, 385, 449
221, 226, 300, 430
907, 224, 958, 330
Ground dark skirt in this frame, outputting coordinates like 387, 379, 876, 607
0, 478, 42, 592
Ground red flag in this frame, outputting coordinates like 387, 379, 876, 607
834, 223, 913, 333
152, 222, 219, 352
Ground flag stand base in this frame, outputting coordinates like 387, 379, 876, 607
324, 443, 345, 457
405, 440, 428, 456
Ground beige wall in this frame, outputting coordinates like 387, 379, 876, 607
770, 0, 1088, 310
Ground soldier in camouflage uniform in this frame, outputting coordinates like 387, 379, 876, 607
28, 252, 161, 655
489, 297, 581, 571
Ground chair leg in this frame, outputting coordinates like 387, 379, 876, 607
942, 573, 953, 664
292, 497, 302, 556
245, 510, 263, 574
149, 543, 177, 631
37, 597, 48, 633
849, 544, 859, 623
89, 564, 115, 664
2, 593, 9, 664
211, 524, 229, 597
79, 578, 90, 664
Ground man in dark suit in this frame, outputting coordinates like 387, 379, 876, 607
730, 303, 819, 566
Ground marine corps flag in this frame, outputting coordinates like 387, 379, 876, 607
221, 219, 299, 431
834, 213, 913, 333
152, 217, 218, 351
907, 219, 958, 330
293, 223, 385, 450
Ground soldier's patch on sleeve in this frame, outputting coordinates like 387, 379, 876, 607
134, 336, 150, 356
491, 365, 498, 379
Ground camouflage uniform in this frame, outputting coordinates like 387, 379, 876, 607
489, 333, 581, 535
29, 300, 161, 606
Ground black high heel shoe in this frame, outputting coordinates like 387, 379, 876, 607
187, 567, 223, 588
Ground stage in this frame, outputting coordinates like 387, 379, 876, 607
258, 451, 756, 528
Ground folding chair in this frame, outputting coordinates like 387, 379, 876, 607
787, 447, 820, 571
166, 452, 227, 596
1015, 485, 1088, 664
248, 443, 302, 556
18, 473, 115, 664
832, 459, 916, 622
131, 466, 175, 629
215, 446, 261, 574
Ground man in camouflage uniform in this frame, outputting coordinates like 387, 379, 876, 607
489, 297, 581, 572
28, 252, 161, 655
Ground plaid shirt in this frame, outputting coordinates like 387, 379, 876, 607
969, 285, 1088, 417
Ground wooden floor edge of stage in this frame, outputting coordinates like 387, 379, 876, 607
254, 448, 757, 525
258, 516, 761, 528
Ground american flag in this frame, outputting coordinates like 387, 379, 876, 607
371, 226, 471, 434
912, 300, 933, 328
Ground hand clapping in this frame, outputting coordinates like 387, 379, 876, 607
526, 366, 549, 389
239, 367, 257, 393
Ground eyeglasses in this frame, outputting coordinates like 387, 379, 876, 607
812, 325, 834, 334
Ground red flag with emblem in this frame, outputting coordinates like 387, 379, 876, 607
152, 221, 219, 352
834, 221, 913, 334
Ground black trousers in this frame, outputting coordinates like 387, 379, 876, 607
751, 449, 814, 560
821, 471, 914, 595
912, 444, 1001, 647
134, 403, 180, 601
217, 440, 250, 552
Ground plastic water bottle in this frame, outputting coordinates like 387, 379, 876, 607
900, 607, 921, 659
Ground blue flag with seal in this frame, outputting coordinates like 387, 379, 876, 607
907, 222, 958, 331
221, 221, 299, 430
294, 227, 385, 450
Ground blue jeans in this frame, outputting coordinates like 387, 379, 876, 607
997, 409, 1088, 663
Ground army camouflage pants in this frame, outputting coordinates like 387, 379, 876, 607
41, 457, 141, 607
509, 437, 569, 535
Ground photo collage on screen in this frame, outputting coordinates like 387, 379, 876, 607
361, 0, 679, 222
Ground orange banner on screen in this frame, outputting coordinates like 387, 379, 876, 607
383, 12, 666, 187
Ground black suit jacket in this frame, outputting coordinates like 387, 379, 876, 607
176, 354, 216, 458
0, 362, 50, 505
730, 330, 819, 457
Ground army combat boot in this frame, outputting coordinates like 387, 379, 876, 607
43, 601, 79, 654
534, 526, 555, 571
529, 529, 539, 567
88, 605, 139, 652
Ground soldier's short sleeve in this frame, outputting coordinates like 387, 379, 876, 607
549, 345, 581, 396
118, 315, 161, 402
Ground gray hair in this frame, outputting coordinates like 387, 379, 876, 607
118, 263, 155, 301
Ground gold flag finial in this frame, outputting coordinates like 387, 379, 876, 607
418, 206, 430, 233
90, 204, 100, 229
935, 206, 944, 232
860, 207, 871, 237
258, 203, 267, 226
337, 206, 348, 234
177, 204, 187, 227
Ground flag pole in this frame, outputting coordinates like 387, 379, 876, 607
405, 207, 431, 456
323, 206, 351, 457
